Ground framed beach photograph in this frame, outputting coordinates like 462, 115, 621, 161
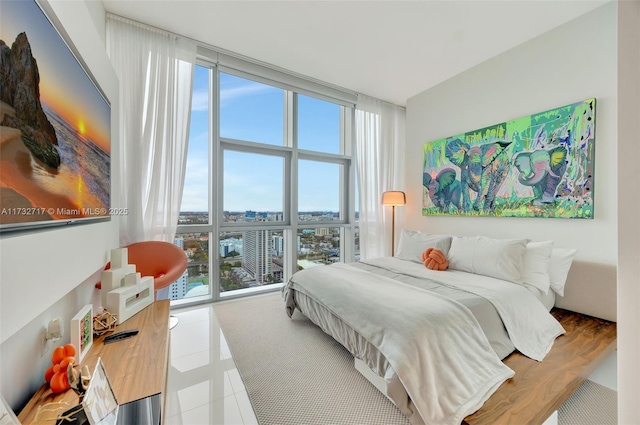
0, 0, 111, 233
71, 304, 93, 362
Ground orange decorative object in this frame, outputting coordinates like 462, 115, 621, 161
421, 248, 449, 271
45, 343, 77, 393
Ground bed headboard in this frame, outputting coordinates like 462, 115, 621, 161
554, 260, 616, 322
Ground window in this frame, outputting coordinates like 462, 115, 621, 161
298, 159, 342, 220
170, 65, 211, 302
220, 73, 284, 145
223, 150, 285, 223
179, 64, 210, 221
298, 227, 341, 264
175, 64, 356, 304
297, 94, 340, 154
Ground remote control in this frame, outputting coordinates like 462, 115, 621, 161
103, 329, 139, 344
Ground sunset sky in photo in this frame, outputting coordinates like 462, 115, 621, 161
0, 0, 110, 153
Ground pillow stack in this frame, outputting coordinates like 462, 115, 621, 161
516, 241, 577, 296
547, 247, 578, 296
395, 229, 452, 262
447, 236, 528, 284
394, 229, 577, 297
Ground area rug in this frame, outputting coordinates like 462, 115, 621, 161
213, 292, 616, 425
558, 379, 617, 425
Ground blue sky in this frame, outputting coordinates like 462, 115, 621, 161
180, 66, 345, 213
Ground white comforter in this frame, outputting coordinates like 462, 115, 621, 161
363, 257, 566, 361
285, 258, 565, 425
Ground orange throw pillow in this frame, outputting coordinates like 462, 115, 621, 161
421, 248, 449, 271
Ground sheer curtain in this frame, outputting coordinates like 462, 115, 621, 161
106, 14, 196, 245
355, 95, 406, 260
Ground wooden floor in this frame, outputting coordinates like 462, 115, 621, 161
464, 308, 617, 425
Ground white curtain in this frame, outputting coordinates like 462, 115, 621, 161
106, 15, 196, 245
355, 95, 406, 260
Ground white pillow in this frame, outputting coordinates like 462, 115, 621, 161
520, 241, 554, 294
448, 236, 528, 284
549, 248, 578, 296
395, 229, 452, 263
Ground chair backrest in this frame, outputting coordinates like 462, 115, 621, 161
126, 241, 188, 291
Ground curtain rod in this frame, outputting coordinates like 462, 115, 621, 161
105, 12, 402, 108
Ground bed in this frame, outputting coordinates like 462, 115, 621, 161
283, 232, 572, 425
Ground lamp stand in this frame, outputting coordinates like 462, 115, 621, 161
382, 190, 406, 257
391, 205, 396, 257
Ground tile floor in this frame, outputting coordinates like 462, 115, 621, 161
164, 302, 618, 425
164, 304, 257, 425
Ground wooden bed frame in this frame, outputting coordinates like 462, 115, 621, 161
355, 260, 618, 425
464, 308, 616, 424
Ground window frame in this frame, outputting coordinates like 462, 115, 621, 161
175, 60, 358, 304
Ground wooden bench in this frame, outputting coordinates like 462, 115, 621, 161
464, 308, 617, 425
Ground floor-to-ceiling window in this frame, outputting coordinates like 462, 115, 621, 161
170, 60, 357, 305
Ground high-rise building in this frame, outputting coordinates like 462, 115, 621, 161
272, 235, 284, 256
271, 235, 301, 255
315, 228, 329, 236
219, 238, 242, 257
169, 237, 188, 300
243, 230, 272, 284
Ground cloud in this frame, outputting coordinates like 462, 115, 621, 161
191, 89, 209, 112
220, 82, 274, 105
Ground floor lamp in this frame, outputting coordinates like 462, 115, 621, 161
382, 191, 406, 257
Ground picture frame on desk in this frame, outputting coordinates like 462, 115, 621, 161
71, 304, 93, 362
54, 358, 118, 425
83, 358, 118, 425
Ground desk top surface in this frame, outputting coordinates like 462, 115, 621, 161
18, 300, 170, 425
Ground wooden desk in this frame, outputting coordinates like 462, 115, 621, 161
18, 300, 170, 425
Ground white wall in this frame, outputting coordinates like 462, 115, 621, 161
616, 1, 640, 422
404, 3, 617, 264
0, 0, 119, 411
85, 0, 107, 47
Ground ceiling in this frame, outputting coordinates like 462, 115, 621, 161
102, 0, 610, 106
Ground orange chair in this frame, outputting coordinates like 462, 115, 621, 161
98, 241, 188, 328
127, 241, 187, 329
124, 241, 188, 293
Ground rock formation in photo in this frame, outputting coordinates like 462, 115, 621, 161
0, 32, 60, 168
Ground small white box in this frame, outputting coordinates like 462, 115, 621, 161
106, 276, 154, 324
124, 272, 141, 287
100, 264, 136, 308
110, 248, 128, 269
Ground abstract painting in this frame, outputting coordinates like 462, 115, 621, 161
422, 98, 595, 218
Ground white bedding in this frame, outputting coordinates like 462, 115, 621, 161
284, 257, 565, 425
363, 257, 565, 361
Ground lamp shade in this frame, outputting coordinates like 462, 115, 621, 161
382, 191, 406, 206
